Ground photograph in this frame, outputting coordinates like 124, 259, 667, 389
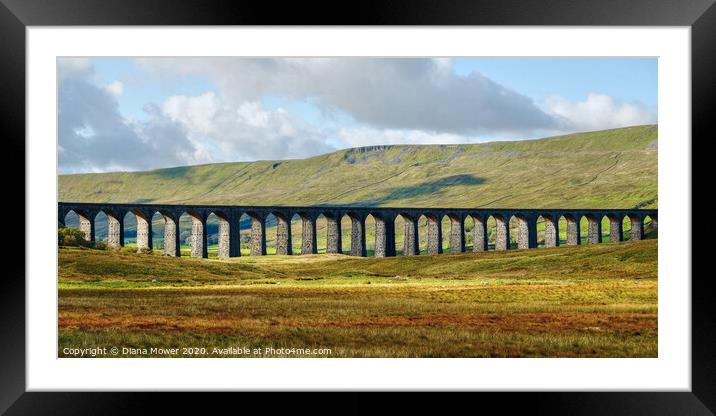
56, 56, 658, 359
1, 0, 711, 409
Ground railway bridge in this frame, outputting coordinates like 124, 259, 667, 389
58, 202, 657, 258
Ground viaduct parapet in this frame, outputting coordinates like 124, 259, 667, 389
58, 202, 657, 258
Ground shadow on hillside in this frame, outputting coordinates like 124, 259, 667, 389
150, 166, 192, 179
315, 174, 486, 207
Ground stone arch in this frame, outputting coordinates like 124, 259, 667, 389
485, 215, 497, 250
338, 214, 352, 254
397, 213, 418, 256
620, 214, 633, 241
264, 212, 278, 255
100, 208, 124, 249
314, 214, 328, 254
599, 215, 612, 243
207, 210, 232, 259
63, 209, 94, 242
539, 214, 559, 248
93, 211, 109, 243
62, 209, 79, 229
178, 210, 207, 258
643, 214, 657, 239
120, 209, 153, 253
287, 213, 302, 254
147, 211, 165, 252
464, 215, 474, 251
122, 211, 137, 247
624, 213, 643, 241
205, 212, 220, 257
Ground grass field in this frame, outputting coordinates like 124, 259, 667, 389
58, 239, 658, 358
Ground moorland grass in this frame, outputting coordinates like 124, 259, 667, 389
59, 239, 657, 357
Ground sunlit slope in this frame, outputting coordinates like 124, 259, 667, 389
59, 125, 658, 209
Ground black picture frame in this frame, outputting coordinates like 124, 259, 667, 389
1, 0, 711, 413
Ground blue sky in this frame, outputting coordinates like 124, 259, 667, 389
58, 57, 657, 173
453, 58, 657, 107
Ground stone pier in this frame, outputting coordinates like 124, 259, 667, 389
301, 215, 317, 255
449, 215, 464, 253
191, 215, 207, 258
609, 216, 623, 243
495, 216, 510, 251
426, 216, 442, 255
587, 217, 602, 244
516, 217, 534, 249
630, 217, 643, 241
163, 214, 181, 257
403, 215, 419, 256
250, 215, 266, 256
276, 215, 292, 255
566, 217, 580, 246
136, 214, 153, 252
326, 216, 342, 254
544, 217, 559, 247
471, 215, 487, 252
374, 215, 396, 258
191, 215, 209, 258
78, 212, 94, 242
217, 215, 231, 258
350, 216, 366, 257
107, 213, 123, 249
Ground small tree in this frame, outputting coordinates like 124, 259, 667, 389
58, 227, 91, 247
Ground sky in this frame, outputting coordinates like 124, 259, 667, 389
58, 57, 657, 174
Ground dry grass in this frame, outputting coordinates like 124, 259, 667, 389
58, 240, 657, 357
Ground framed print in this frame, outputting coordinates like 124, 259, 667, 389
3, 0, 713, 413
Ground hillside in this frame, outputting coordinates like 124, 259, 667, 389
59, 125, 658, 209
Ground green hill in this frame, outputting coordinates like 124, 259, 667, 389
59, 125, 658, 209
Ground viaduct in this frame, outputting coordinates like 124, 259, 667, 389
58, 202, 657, 258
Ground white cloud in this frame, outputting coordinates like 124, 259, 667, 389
135, 58, 557, 136
160, 94, 334, 162
338, 127, 480, 148
58, 60, 204, 173
163, 92, 219, 135
104, 80, 124, 97
544, 93, 656, 131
